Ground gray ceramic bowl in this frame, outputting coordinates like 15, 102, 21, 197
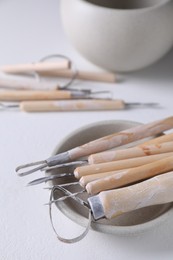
61, 0, 173, 72
49, 120, 173, 236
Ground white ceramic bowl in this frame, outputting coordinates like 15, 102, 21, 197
49, 120, 173, 236
61, 0, 173, 72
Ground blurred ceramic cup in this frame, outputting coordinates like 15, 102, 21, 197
60, 0, 173, 72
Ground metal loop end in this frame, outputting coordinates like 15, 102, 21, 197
39, 53, 77, 89
49, 186, 92, 243
16, 160, 47, 176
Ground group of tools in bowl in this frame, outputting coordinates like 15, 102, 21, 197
0, 54, 157, 112
16, 116, 173, 242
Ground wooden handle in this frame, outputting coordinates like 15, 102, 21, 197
68, 116, 173, 161
39, 70, 116, 83
0, 78, 58, 90
74, 152, 173, 179
86, 155, 173, 195
80, 170, 122, 187
97, 171, 173, 219
88, 141, 173, 164
0, 61, 70, 74
0, 90, 71, 101
20, 100, 125, 112
140, 132, 173, 146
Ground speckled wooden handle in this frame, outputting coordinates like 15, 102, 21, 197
98, 171, 173, 219
69, 116, 173, 160
0, 90, 71, 101
88, 141, 173, 164
86, 155, 173, 195
74, 152, 173, 179
0, 61, 70, 73
20, 100, 125, 112
39, 70, 116, 83
140, 132, 173, 146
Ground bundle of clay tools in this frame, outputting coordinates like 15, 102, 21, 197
0, 54, 158, 112
16, 116, 173, 242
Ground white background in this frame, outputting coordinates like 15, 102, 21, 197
0, 1, 173, 259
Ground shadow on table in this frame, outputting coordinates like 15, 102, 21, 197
97, 217, 173, 255
127, 48, 173, 85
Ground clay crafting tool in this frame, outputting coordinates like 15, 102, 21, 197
28, 152, 173, 186
88, 171, 173, 219
28, 153, 173, 192
51, 170, 173, 219
0, 61, 70, 74
48, 171, 173, 243
0, 90, 111, 102
16, 116, 173, 176
88, 141, 173, 164
139, 132, 173, 146
38, 69, 116, 83
85, 155, 173, 195
74, 151, 173, 179
6, 99, 158, 112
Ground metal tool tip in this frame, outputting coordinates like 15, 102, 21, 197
16, 160, 47, 176
44, 202, 51, 206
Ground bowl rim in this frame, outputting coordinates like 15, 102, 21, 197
81, 0, 171, 13
50, 119, 173, 236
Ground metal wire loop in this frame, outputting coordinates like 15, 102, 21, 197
39, 54, 78, 89
49, 185, 92, 243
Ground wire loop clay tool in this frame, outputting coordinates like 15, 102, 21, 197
47, 171, 173, 243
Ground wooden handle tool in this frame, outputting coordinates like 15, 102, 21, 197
140, 132, 173, 146
88, 171, 173, 220
74, 152, 173, 179
0, 90, 76, 101
18, 99, 158, 112
0, 61, 70, 74
39, 69, 116, 83
19, 99, 125, 112
16, 116, 173, 175
0, 77, 59, 90
80, 170, 123, 187
88, 141, 173, 164
86, 155, 173, 195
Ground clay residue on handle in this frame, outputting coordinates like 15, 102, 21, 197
74, 152, 173, 179
69, 117, 173, 161
86, 155, 173, 195
141, 132, 173, 146
52, 100, 124, 111
86, 170, 128, 195
70, 132, 134, 160
99, 171, 173, 219
88, 141, 173, 164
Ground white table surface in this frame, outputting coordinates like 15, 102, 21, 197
0, 1, 173, 259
